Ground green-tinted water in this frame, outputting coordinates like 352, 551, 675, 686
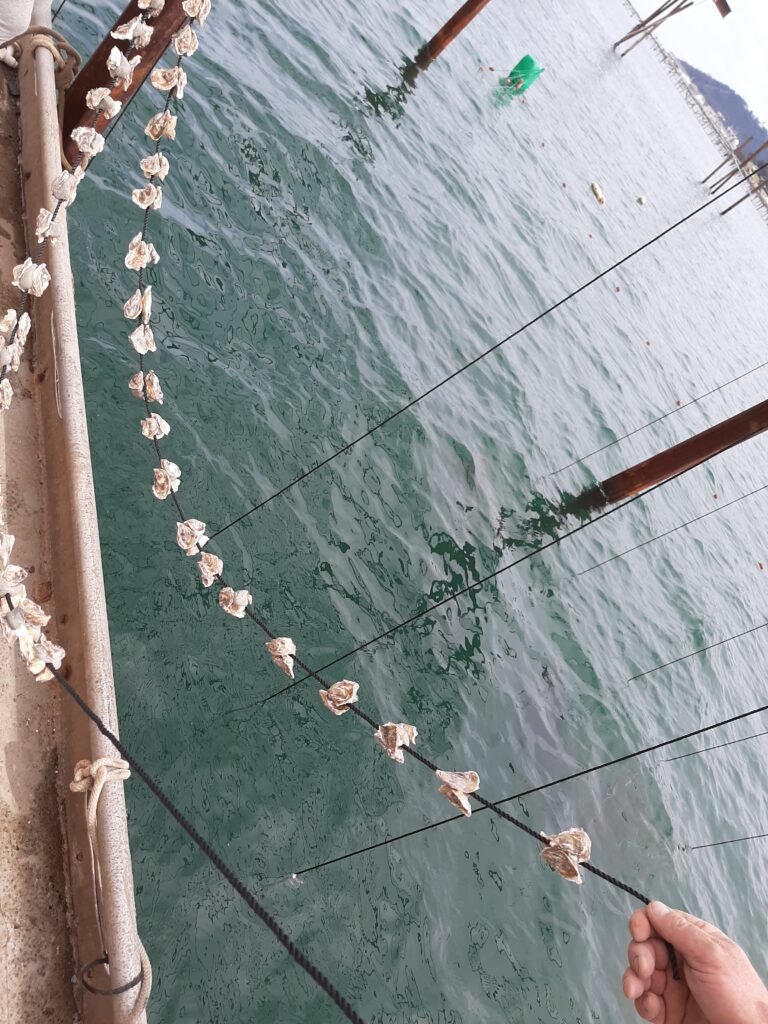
63, 0, 768, 1020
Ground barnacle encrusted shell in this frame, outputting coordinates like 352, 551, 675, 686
374, 722, 418, 763
35, 207, 59, 245
19, 631, 65, 682
51, 167, 85, 207
0, 378, 12, 411
197, 551, 223, 587
152, 459, 181, 499
176, 519, 208, 555
145, 111, 177, 141
0, 310, 30, 346
0, 310, 16, 340
539, 827, 592, 884
266, 636, 296, 678
132, 183, 163, 210
107, 46, 141, 91
12, 258, 50, 297
436, 769, 480, 817
218, 586, 252, 618
138, 0, 165, 15
0, 343, 23, 372
125, 233, 160, 271
0, 560, 28, 600
129, 324, 156, 354
150, 66, 187, 99
85, 87, 122, 119
140, 412, 170, 439
319, 680, 359, 716
173, 23, 199, 56
70, 126, 105, 157
123, 286, 153, 323
182, 0, 211, 25
128, 370, 163, 403
0, 533, 15, 568
111, 15, 154, 47
140, 152, 170, 181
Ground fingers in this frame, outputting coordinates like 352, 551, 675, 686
646, 902, 731, 969
634, 991, 664, 1022
629, 908, 654, 943
628, 938, 670, 977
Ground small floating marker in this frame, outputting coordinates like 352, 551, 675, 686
759, 562, 765, 571
590, 182, 606, 205
645, 340, 651, 347
562, 181, 567, 188
615, 286, 621, 293
713, 493, 719, 500
676, 399, 683, 407
637, 195, 647, 205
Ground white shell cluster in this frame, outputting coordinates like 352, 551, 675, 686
319, 680, 359, 716
107, 46, 142, 92
35, 208, 57, 245
265, 637, 296, 678
141, 153, 170, 181
151, 66, 187, 99
128, 369, 163, 403
141, 412, 170, 439
374, 722, 418, 763
0, 379, 12, 410
539, 828, 592, 884
182, 0, 211, 26
0, 533, 64, 682
124, 286, 153, 323
85, 87, 122, 120
145, 111, 177, 142
51, 167, 85, 207
197, 552, 222, 587
70, 126, 105, 157
132, 184, 163, 210
152, 459, 181, 500
176, 519, 208, 555
218, 586, 252, 618
129, 324, 155, 354
138, 0, 166, 14
173, 24, 199, 56
12, 258, 50, 297
125, 233, 160, 271
111, 15, 154, 48
0, 309, 31, 379
435, 769, 480, 817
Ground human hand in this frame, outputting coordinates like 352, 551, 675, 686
622, 901, 768, 1023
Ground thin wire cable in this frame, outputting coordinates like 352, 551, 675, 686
262, 436, 754, 704
45, 662, 366, 1024
627, 619, 768, 684
294, 696, 768, 876
689, 831, 768, 851
548, 359, 768, 477
206, 158, 768, 543
663, 727, 768, 763
51, 0, 69, 22
576, 482, 768, 577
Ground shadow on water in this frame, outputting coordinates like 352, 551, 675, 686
363, 57, 421, 122
494, 489, 591, 554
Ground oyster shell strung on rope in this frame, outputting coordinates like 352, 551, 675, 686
172, 23, 199, 56
107, 46, 141, 91
182, 0, 211, 26
85, 87, 122, 119
435, 769, 480, 817
131, 183, 163, 211
35, 207, 59, 245
319, 679, 359, 716
265, 636, 296, 678
145, 111, 177, 142
176, 519, 208, 555
197, 551, 223, 587
128, 370, 163, 403
138, 0, 165, 15
539, 827, 592, 885
19, 631, 65, 682
12, 258, 50, 297
140, 152, 171, 182
0, 378, 12, 411
123, 286, 153, 323
152, 459, 181, 500
70, 126, 105, 157
111, 16, 154, 48
129, 324, 156, 355
0, 342, 23, 373
51, 167, 85, 207
125, 233, 160, 271
150, 66, 187, 99
373, 722, 418, 763
140, 412, 170, 439
218, 586, 252, 618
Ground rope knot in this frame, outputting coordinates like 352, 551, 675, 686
69, 756, 130, 793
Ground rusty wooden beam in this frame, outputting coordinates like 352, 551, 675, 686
414, 0, 493, 71
574, 399, 768, 512
63, 0, 187, 164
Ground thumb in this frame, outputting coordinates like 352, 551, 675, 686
647, 902, 730, 970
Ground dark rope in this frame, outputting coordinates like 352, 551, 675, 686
663, 727, 768, 763
46, 664, 367, 1024
576, 482, 768, 577
689, 831, 768, 852
205, 159, 768, 543
548, 359, 768, 477
627, 619, 768, 684
80, 956, 143, 997
294, 695, 768, 875
51, 0, 69, 22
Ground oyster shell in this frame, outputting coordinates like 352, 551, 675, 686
152, 459, 181, 500
0, 533, 14, 568
35, 207, 59, 245
138, 0, 165, 14
151, 66, 187, 99
125, 233, 160, 271
140, 412, 170, 439
0, 378, 12, 411
145, 111, 177, 142
319, 679, 359, 716
140, 152, 170, 181
0, 310, 15, 339
373, 722, 418, 763
111, 15, 154, 47
435, 769, 480, 817
107, 46, 141, 91
129, 324, 156, 354
0, 343, 23, 373
51, 167, 85, 207
173, 23, 199, 56
12, 258, 50, 297
265, 636, 296, 678
70, 126, 105, 157
128, 370, 163, 403
19, 631, 65, 682
132, 183, 163, 211
123, 286, 153, 323
218, 586, 252, 618
176, 519, 208, 555
197, 551, 223, 587
182, 0, 211, 25
85, 87, 122, 119
539, 827, 591, 884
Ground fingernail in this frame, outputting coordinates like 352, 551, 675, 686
650, 900, 670, 917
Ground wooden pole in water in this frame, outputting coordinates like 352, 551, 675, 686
615, 0, 692, 55
702, 135, 753, 183
574, 399, 768, 512
414, 0, 493, 70
720, 180, 765, 216
62, 0, 187, 164
710, 141, 768, 193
